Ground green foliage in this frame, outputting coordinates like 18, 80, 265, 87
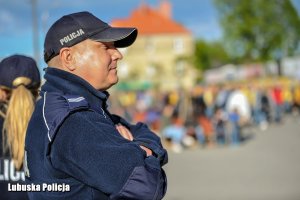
214, 0, 300, 62
193, 40, 230, 71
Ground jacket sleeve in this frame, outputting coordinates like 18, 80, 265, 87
111, 114, 168, 166
50, 111, 167, 200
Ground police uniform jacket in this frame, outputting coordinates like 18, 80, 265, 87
25, 67, 168, 200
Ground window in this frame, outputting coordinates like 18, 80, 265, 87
173, 38, 184, 54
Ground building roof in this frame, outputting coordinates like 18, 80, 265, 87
111, 3, 190, 35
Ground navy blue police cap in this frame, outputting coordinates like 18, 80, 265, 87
0, 55, 41, 90
44, 11, 138, 63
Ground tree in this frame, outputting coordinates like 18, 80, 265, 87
193, 40, 230, 71
214, 0, 300, 75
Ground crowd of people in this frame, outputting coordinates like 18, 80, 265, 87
109, 79, 300, 153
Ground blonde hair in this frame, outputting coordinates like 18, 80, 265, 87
2, 85, 35, 170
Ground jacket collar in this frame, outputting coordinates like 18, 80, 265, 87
41, 67, 109, 107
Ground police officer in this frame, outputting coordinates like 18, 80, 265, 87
0, 55, 40, 200
25, 11, 168, 200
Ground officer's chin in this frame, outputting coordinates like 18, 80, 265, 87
103, 78, 118, 91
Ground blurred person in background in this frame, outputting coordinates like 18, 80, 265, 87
228, 107, 241, 146
260, 88, 271, 123
253, 85, 269, 130
162, 113, 186, 153
0, 55, 40, 200
160, 91, 180, 130
203, 85, 215, 119
215, 84, 231, 111
226, 85, 251, 145
191, 86, 214, 146
282, 84, 293, 114
212, 107, 227, 145
270, 83, 283, 123
194, 123, 205, 146
226, 85, 251, 126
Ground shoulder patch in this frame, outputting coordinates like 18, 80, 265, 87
42, 92, 89, 142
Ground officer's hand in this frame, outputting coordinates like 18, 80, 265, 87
140, 145, 153, 157
115, 124, 153, 156
115, 124, 134, 141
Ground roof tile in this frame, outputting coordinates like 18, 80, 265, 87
111, 4, 190, 35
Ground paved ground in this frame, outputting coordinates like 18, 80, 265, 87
163, 115, 300, 200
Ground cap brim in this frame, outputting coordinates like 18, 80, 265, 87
90, 27, 138, 48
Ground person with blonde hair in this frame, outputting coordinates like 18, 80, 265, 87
0, 54, 40, 200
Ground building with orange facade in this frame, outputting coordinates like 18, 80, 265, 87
111, 0, 197, 91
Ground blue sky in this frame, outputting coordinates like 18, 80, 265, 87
1, 0, 300, 67
0, 0, 221, 66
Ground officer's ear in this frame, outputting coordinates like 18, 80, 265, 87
59, 47, 76, 71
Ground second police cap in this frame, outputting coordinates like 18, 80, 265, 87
0, 55, 41, 89
44, 11, 138, 63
